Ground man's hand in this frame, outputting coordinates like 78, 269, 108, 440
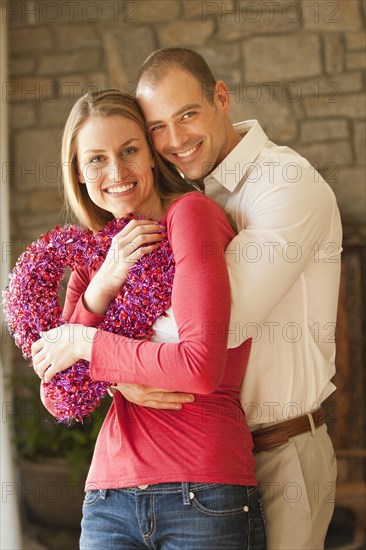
111, 383, 195, 410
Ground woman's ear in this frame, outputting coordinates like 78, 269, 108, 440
76, 163, 85, 184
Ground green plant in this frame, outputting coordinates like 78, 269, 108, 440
11, 373, 111, 483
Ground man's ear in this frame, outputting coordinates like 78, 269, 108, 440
214, 81, 230, 113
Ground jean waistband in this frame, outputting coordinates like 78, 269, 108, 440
117, 482, 224, 505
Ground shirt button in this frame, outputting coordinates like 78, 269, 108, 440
138, 485, 149, 490
243, 505, 249, 512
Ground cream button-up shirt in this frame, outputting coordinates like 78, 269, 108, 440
204, 120, 342, 427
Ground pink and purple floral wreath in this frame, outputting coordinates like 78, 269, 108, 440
2, 216, 175, 423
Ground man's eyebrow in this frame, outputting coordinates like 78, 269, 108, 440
146, 104, 202, 127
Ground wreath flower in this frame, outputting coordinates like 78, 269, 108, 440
2, 217, 175, 423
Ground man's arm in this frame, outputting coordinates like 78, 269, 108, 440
225, 166, 342, 347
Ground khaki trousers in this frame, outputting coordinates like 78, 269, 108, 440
255, 422, 337, 550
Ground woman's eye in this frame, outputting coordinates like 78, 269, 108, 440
122, 147, 137, 156
89, 156, 104, 163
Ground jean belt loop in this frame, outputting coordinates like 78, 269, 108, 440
100, 489, 107, 500
307, 412, 316, 436
181, 482, 191, 506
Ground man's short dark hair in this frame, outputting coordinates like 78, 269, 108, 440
136, 48, 217, 102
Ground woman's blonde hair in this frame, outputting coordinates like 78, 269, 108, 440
61, 88, 194, 231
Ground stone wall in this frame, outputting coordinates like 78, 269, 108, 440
5, 0, 365, 251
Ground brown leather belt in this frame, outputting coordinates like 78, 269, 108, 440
252, 407, 325, 453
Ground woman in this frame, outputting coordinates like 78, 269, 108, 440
32, 89, 266, 549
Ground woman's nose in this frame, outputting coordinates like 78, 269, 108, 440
109, 159, 135, 182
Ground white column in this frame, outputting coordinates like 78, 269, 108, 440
0, 3, 23, 548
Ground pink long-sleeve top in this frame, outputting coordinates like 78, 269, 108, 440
55, 192, 255, 489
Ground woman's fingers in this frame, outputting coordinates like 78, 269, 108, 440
113, 219, 164, 245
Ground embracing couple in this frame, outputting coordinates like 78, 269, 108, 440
33, 47, 342, 550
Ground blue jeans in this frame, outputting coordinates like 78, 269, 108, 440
79, 482, 266, 549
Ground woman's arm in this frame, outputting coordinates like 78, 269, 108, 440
89, 193, 234, 394
34, 194, 235, 394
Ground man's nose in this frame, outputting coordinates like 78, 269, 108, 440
166, 124, 186, 149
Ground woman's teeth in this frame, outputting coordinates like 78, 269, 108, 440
106, 183, 135, 194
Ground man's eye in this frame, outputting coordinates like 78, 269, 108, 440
150, 124, 164, 132
182, 111, 195, 120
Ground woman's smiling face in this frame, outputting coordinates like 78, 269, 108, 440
76, 115, 164, 220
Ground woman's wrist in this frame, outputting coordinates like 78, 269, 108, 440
83, 272, 116, 315
77, 326, 97, 361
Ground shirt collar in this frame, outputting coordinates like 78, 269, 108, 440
204, 120, 268, 192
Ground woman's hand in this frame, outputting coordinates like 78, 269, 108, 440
84, 219, 165, 315
31, 324, 96, 383
110, 383, 195, 410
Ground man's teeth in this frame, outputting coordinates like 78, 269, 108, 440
176, 145, 199, 158
106, 183, 135, 194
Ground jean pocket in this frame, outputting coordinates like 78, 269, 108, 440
190, 484, 247, 517
83, 490, 104, 507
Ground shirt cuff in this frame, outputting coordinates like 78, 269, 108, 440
90, 329, 135, 383
68, 293, 106, 327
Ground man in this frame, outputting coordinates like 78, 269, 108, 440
120, 48, 342, 549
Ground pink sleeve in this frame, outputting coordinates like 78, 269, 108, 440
40, 382, 58, 417
90, 193, 235, 394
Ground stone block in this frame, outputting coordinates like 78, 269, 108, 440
9, 27, 53, 54
134, 0, 180, 22
56, 73, 108, 102
103, 26, 156, 87
9, 57, 36, 77
13, 129, 62, 191
217, 5, 300, 40
304, 93, 366, 119
346, 51, 366, 71
38, 100, 75, 127
197, 44, 241, 66
324, 34, 344, 74
303, 0, 363, 32
184, 0, 227, 18
29, 190, 63, 211
235, 96, 298, 143
38, 49, 102, 75
354, 121, 365, 165
159, 19, 215, 47
331, 167, 366, 225
215, 69, 243, 87
287, 73, 363, 114
54, 24, 100, 51
345, 32, 365, 50
10, 1, 127, 25
300, 119, 349, 143
4, 78, 57, 102
9, 103, 36, 130
243, 34, 322, 82
18, 213, 65, 237
297, 141, 353, 169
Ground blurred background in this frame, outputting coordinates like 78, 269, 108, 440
1, 1, 365, 548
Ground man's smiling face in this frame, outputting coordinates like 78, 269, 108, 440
137, 69, 232, 183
